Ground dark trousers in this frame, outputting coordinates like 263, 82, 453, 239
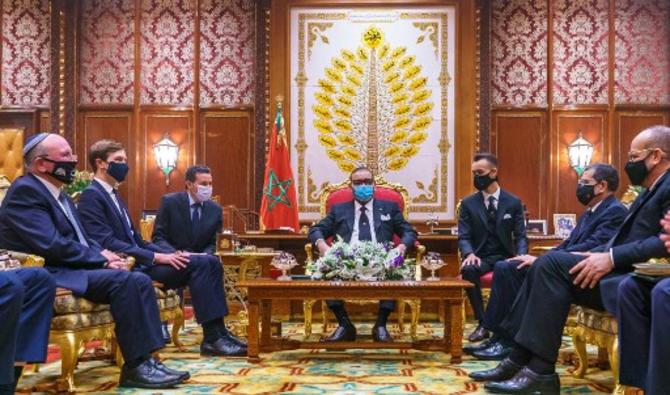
144, 254, 228, 323
461, 254, 505, 321
482, 259, 527, 335
617, 276, 670, 395
500, 251, 603, 363
0, 269, 55, 385
326, 300, 396, 315
79, 269, 164, 362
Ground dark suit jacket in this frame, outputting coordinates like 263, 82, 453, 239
599, 170, 670, 313
458, 189, 528, 258
152, 191, 222, 254
555, 195, 627, 253
308, 199, 417, 248
78, 180, 167, 270
0, 173, 107, 294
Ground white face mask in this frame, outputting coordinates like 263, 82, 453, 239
195, 185, 212, 202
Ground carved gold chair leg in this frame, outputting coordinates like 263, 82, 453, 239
408, 299, 421, 339
303, 299, 316, 337
397, 299, 407, 333
321, 300, 329, 334
608, 338, 624, 395
171, 308, 185, 349
571, 333, 588, 378
50, 332, 79, 393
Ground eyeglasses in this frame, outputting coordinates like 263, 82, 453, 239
351, 179, 374, 186
627, 148, 657, 162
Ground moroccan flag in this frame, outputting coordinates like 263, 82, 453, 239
259, 103, 300, 232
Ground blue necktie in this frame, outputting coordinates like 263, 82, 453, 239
112, 189, 134, 242
58, 192, 89, 247
191, 203, 201, 238
358, 206, 372, 241
487, 196, 497, 219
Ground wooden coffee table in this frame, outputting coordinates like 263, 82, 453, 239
237, 278, 472, 363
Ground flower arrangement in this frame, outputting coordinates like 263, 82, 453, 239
61, 170, 94, 202
307, 236, 415, 281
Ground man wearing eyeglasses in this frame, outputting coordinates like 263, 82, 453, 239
471, 125, 670, 394
308, 166, 417, 343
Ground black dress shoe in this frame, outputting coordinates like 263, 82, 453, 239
161, 321, 171, 344
473, 341, 512, 361
201, 337, 247, 357
119, 359, 183, 389
371, 326, 393, 342
224, 332, 248, 348
484, 367, 560, 394
467, 325, 490, 342
321, 325, 356, 342
468, 358, 522, 382
152, 358, 190, 381
463, 337, 495, 355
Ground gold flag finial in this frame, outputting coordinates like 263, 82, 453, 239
275, 95, 284, 110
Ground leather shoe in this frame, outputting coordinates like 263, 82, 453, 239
371, 326, 393, 342
119, 358, 183, 389
467, 324, 490, 342
472, 341, 512, 361
152, 358, 190, 381
463, 337, 494, 355
161, 321, 171, 344
321, 325, 356, 342
201, 337, 247, 357
468, 358, 522, 382
484, 367, 560, 394
224, 332, 248, 348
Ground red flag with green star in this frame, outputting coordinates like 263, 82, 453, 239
259, 102, 299, 232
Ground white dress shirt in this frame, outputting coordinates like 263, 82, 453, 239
351, 199, 377, 245
35, 174, 68, 215
482, 187, 501, 209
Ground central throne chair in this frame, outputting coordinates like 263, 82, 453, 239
303, 176, 425, 338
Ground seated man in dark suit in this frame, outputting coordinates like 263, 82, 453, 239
458, 153, 528, 342
0, 268, 55, 393
613, 208, 670, 395
467, 164, 627, 360
309, 166, 417, 343
0, 133, 189, 389
470, 125, 670, 394
78, 141, 245, 357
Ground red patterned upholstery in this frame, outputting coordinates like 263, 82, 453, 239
324, 186, 405, 246
480, 271, 493, 288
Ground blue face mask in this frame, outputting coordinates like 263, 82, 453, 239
353, 185, 374, 202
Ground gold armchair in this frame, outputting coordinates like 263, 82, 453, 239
303, 177, 425, 339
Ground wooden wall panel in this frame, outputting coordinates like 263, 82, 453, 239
201, 110, 255, 210
77, 111, 136, 217
491, 111, 548, 221
0, 110, 41, 138
553, 111, 607, 218
141, 111, 194, 212
39, 111, 50, 132
613, 110, 670, 175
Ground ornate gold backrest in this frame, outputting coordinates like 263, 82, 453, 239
620, 185, 641, 208
318, 175, 410, 218
140, 217, 156, 242
0, 128, 24, 183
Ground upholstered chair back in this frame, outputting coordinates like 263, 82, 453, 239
0, 128, 24, 182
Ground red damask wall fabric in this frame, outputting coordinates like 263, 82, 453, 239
80, 0, 135, 105
140, 0, 195, 105
553, 0, 609, 105
491, 0, 548, 107
615, 0, 670, 104
1, 0, 50, 106
199, 0, 255, 106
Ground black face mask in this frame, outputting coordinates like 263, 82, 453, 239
474, 172, 496, 191
107, 161, 129, 183
42, 158, 77, 184
625, 157, 650, 186
576, 183, 597, 206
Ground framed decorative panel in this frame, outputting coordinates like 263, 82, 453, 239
140, 0, 194, 105
199, 0, 255, 106
1, 0, 50, 106
615, 0, 670, 104
289, 7, 457, 221
552, 0, 609, 105
491, 0, 547, 107
80, 0, 135, 105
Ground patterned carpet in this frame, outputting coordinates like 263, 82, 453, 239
17, 320, 615, 394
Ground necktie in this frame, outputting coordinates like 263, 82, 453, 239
358, 206, 372, 241
191, 203, 201, 238
112, 189, 134, 241
487, 196, 497, 219
58, 192, 89, 247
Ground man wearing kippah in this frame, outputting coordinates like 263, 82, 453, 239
0, 133, 190, 389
